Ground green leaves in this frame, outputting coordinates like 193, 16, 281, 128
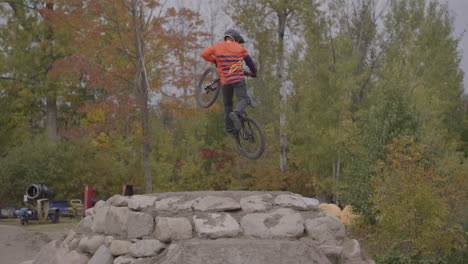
371, 137, 465, 259
0, 3, 466, 262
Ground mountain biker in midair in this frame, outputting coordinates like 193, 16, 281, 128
200, 29, 257, 136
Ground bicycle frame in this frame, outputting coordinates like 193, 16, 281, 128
204, 78, 220, 93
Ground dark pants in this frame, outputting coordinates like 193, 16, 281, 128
222, 80, 249, 131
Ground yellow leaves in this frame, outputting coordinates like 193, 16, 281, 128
91, 132, 110, 150
130, 120, 142, 138
81, 108, 106, 126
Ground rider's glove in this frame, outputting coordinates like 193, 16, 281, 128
250, 72, 257, 78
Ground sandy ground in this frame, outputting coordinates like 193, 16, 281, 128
0, 219, 77, 264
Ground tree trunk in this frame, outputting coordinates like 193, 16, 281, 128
46, 93, 57, 143
332, 151, 341, 203
45, 2, 57, 144
132, 0, 152, 193
277, 11, 288, 173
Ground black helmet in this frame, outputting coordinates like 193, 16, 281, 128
224, 29, 245, 44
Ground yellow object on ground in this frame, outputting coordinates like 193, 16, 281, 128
341, 205, 358, 225
37, 198, 50, 222
319, 203, 342, 219
67, 199, 83, 218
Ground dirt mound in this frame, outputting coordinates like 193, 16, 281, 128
0, 225, 51, 264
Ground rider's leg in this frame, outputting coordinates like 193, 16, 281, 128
229, 80, 248, 131
233, 80, 249, 114
222, 83, 235, 134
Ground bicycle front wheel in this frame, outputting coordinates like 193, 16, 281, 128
236, 116, 266, 159
196, 67, 221, 108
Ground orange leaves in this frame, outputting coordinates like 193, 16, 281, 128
42, 1, 213, 174
166, 7, 177, 17
145, 0, 161, 9
162, 7, 209, 91
200, 147, 235, 171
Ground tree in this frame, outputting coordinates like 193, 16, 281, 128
130, 0, 153, 193
284, 0, 383, 203
48, 0, 208, 193
0, 0, 72, 145
229, 0, 307, 173
347, 0, 465, 219
371, 137, 465, 260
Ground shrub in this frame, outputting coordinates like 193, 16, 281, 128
370, 137, 464, 260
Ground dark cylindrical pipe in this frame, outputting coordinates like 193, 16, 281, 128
26, 184, 52, 200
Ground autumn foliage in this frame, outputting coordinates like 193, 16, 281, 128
0, 1, 467, 262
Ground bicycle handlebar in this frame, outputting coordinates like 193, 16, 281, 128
243, 70, 257, 78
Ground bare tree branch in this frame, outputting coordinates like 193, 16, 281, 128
144, 7, 154, 32
358, 33, 392, 102
120, 0, 132, 13
0, 76, 16, 81
328, 11, 337, 67
146, 0, 167, 33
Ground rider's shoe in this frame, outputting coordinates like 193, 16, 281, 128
224, 128, 238, 137
229, 112, 242, 131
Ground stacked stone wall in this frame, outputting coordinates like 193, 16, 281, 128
29, 191, 372, 264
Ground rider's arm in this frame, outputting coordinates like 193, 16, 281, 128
244, 55, 257, 77
201, 46, 216, 63
240, 46, 257, 77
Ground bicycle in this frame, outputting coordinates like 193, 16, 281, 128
196, 67, 266, 159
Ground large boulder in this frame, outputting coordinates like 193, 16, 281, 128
127, 211, 154, 239
62, 230, 77, 247
274, 194, 319, 210
128, 195, 157, 211
193, 213, 240, 239
241, 208, 304, 239
155, 196, 184, 211
92, 206, 131, 236
341, 238, 366, 264
156, 239, 331, 264
88, 245, 113, 264
193, 196, 241, 212
319, 245, 343, 264
107, 195, 130, 207
110, 240, 133, 256
240, 194, 273, 213
75, 215, 93, 233
129, 240, 166, 258
63, 251, 89, 264
154, 217, 192, 242
114, 255, 136, 264
305, 213, 346, 246
78, 235, 105, 254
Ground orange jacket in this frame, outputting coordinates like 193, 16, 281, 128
201, 40, 255, 85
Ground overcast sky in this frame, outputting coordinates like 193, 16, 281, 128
0, 0, 467, 92
176, 0, 468, 93
446, 0, 468, 93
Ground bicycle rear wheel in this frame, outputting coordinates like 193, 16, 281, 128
236, 116, 266, 159
196, 67, 221, 108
